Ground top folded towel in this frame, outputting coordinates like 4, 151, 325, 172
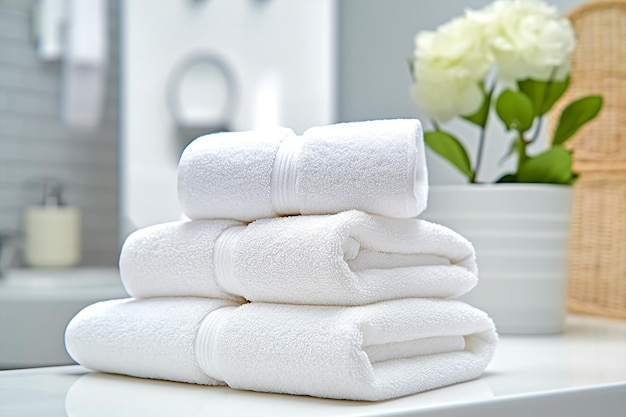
177, 119, 427, 221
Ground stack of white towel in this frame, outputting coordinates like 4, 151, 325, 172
65, 119, 497, 401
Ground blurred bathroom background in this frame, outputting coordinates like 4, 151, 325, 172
0, 0, 586, 368
1, 0, 118, 267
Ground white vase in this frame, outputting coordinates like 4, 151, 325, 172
421, 184, 573, 334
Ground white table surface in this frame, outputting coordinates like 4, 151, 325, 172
1, 315, 625, 417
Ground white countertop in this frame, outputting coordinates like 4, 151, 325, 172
1, 314, 625, 417
0, 268, 128, 300
0, 268, 129, 369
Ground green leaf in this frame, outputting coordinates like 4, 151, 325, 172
516, 145, 575, 184
518, 76, 570, 117
495, 89, 535, 132
462, 85, 492, 128
496, 173, 518, 183
552, 95, 603, 145
424, 131, 473, 178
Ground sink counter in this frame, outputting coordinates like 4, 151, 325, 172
0, 268, 128, 369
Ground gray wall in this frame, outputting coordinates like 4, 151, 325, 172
338, 0, 494, 122
0, 0, 119, 266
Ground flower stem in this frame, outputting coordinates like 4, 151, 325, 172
529, 114, 544, 143
517, 130, 528, 174
527, 68, 556, 144
471, 84, 495, 183
471, 125, 487, 183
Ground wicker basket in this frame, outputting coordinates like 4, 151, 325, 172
568, 172, 626, 319
551, 0, 626, 319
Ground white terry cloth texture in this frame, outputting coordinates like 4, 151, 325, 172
65, 297, 238, 385
177, 119, 428, 222
119, 210, 478, 305
65, 297, 498, 401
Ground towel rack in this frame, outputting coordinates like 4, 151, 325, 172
167, 52, 238, 153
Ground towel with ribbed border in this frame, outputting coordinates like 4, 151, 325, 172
65, 297, 497, 401
177, 119, 427, 222
119, 210, 477, 305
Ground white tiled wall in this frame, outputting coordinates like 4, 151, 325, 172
0, 0, 119, 266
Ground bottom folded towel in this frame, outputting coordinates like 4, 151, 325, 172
65, 297, 497, 401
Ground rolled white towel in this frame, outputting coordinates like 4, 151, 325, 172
65, 297, 498, 401
177, 119, 428, 221
119, 210, 477, 304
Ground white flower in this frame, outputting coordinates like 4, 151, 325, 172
481, 0, 576, 82
410, 16, 493, 122
410, 71, 484, 123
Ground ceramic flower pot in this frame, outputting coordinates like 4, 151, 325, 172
421, 184, 573, 334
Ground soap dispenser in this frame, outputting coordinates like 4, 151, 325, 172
24, 180, 81, 267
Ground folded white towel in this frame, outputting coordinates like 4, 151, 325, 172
65, 297, 498, 401
177, 119, 428, 221
119, 210, 477, 304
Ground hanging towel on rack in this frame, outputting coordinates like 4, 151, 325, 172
177, 119, 428, 221
65, 297, 498, 401
119, 210, 477, 304
62, 0, 108, 128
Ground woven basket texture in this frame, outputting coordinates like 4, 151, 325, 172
552, 0, 626, 319
568, 172, 626, 319
553, 0, 626, 170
